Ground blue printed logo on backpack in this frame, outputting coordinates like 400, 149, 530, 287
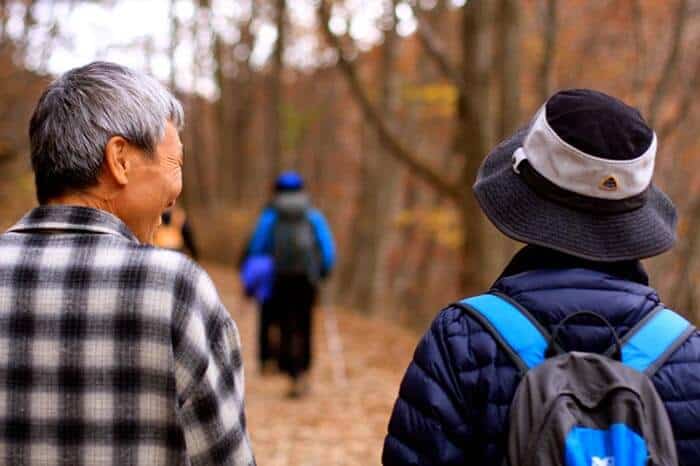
455, 293, 694, 466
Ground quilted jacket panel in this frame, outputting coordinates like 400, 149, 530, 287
383, 261, 700, 465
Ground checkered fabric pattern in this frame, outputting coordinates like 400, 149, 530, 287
0, 206, 255, 466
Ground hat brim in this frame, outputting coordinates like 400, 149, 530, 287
473, 127, 677, 262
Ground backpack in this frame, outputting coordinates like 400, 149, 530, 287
272, 201, 321, 282
455, 293, 695, 466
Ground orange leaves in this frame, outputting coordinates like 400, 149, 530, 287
394, 205, 461, 248
401, 82, 457, 117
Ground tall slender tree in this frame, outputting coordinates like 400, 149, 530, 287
266, 0, 286, 180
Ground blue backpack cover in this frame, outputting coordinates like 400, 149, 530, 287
456, 293, 695, 466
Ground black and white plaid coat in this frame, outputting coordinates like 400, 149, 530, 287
0, 206, 255, 465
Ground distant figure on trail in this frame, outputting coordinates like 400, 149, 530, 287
241, 171, 336, 397
383, 90, 700, 465
154, 204, 199, 260
0, 62, 255, 465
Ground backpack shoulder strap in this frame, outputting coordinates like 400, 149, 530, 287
454, 292, 551, 373
616, 305, 696, 375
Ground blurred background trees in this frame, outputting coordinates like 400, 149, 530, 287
1, 0, 700, 327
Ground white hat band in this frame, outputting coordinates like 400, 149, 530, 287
512, 106, 656, 201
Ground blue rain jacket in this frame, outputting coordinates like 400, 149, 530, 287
383, 246, 700, 466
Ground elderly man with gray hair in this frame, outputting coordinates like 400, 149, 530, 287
0, 62, 255, 465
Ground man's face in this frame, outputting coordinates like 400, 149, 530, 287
115, 121, 183, 244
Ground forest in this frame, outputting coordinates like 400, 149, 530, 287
1, 0, 700, 324
2, 1, 700, 464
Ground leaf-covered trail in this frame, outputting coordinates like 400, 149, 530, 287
206, 264, 420, 466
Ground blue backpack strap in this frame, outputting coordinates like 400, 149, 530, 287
618, 306, 696, 375
455, 293, 551, 373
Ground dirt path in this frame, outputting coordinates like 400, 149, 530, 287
205, 264, 421, 466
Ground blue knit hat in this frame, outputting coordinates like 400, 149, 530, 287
275, 171, 305, 192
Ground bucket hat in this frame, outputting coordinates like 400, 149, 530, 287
473, 89, 677, 262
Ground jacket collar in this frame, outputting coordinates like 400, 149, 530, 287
7, 205, 139, 243
496, 245, 649, 286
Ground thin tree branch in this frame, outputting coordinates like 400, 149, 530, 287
317, 0, 460, 201
411, 5, 480, 122
411, 7, 467, 96
647, 0, 689, 126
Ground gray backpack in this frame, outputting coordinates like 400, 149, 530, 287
272, 192, 321, 282
456, 293, 695, 466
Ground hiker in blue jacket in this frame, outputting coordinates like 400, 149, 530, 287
242, 171, 336, 397
382, 89, 700, 465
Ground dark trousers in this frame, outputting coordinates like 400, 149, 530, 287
258, 299, 279, 365
270, 275, 317, 379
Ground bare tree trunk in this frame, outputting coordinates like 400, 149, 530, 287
188, 2, 215, 208
182, 105, 203, 208
229, 4, 256, 205
539, 0, 557, 103
312, 74, 337, 201
266, 0, 286, 180
167, 0, 199, 212
647, 0, 689, 126
168, 0, 178, 91
630, 0, 646, 105
659, 53, 700, 141
338, 121, 370, 306
393, 2, 450, 314
214, 34, 235, 201
495, 0, 520, 140
390, 176, 421, 299
0, 0, 7, 43
457, 0, 492, 293
670, 196, 700, 318
413, 232, 439, 317
232, 82, 254, 203
342, 2, 400, 313
399, 156, 456, 315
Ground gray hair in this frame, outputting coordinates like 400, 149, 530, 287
29, 61, 184, 204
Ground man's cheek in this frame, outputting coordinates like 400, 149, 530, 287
172, 174, 183, 200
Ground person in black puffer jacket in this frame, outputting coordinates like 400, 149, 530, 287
382, 89, 700, 465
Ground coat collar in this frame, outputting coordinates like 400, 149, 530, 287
496, 245, 649, 286
7, 205, 139, 243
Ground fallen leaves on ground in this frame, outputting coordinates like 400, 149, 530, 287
206, 264, 421, 466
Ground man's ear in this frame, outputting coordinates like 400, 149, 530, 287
103, 136, 130, 186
